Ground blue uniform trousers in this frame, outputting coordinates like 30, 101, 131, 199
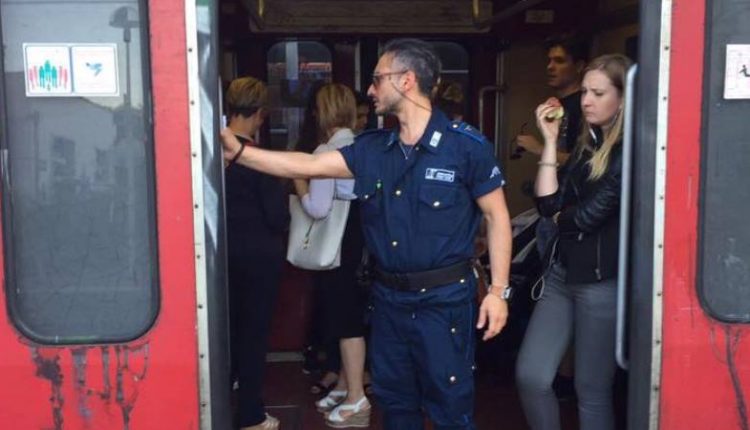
369, 280, 477, 430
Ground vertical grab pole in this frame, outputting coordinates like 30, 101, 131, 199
616, 64, 638, 370
478, 86, 504, 158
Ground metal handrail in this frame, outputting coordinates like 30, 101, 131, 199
478, 85, 504, 158
616, 63, 638, 370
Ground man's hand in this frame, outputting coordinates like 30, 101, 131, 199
476, 294, 508, 341
221, 127, 242, 164
516, 134, 544, 156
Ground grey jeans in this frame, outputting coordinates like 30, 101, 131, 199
516, 263, 618, 430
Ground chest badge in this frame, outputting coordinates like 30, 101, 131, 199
428, 131, 442, 148
425, 168, 455, 183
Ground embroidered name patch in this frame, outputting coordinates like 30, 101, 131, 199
425, 168, 455, 183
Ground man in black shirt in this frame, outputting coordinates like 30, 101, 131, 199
516, 33, 590, 163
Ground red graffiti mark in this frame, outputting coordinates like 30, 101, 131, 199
30, 343, 151, 430
71, 347, 93, 423
98, 346, 112, 402
709, 324, 749, 430
115, 343, 150, 430
31, 348, 64, 430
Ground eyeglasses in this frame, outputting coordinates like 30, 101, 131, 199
371, 70, 408, 88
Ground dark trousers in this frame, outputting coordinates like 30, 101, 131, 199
305, 200, 366, 373
516, 263, 617, 430
229, 251, 283, 428
369, 281, 477, 430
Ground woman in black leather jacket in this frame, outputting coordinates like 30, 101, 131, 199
516, 54, 632, 430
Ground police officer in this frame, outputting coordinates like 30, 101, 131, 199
221, 38, 512, 430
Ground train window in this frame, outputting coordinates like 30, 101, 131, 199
266, 41, 332, 150
429, 41, 470, 119
0, 0, 159, 343
698, 0, 750, 322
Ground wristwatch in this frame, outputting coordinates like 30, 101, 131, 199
488, 284, 513, 300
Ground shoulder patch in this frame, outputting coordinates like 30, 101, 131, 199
446, 121, 488, 144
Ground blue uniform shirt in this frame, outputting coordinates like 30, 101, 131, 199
339, 109, 505, 273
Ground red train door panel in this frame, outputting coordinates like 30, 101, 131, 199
0, 0, 200, 428
660, 0, 750, 429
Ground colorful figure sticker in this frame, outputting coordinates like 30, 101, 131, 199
24, 43, 120, 97
24, 45, 72, 96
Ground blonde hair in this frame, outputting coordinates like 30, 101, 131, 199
434, 80, 464, 104
316, 83, 356, 135
577, 54, 632, 180
226, 76, 268, 118
433, 80, 464, 119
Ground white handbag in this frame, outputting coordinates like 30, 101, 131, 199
286, 195, 351, 270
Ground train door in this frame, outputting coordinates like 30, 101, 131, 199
626, 0, 750, 429
0, 0, 229, 428
221, 1, 644, 430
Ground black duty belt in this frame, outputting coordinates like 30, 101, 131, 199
374, 260, 472, 292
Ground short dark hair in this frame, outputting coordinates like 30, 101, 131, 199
226, 76, 268, 118
382, 38, 441, 96
543, 32, 590, 64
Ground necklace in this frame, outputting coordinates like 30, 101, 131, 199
398, 141, 416, 159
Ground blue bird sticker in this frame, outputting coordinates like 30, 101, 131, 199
85, 62, 103, 76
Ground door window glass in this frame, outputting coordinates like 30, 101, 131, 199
266, 41, 332, 150
430, 41, 470, 120
0, 0, 159, 343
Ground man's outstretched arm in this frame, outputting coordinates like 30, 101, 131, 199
221, 128, 353, 179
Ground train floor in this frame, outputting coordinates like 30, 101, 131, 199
258, 359, 626, 430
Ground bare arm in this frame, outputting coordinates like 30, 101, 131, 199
517, 134, 571, 164
221, 128, 353, 179
475, 187, 512, 341
516, 134, 543, 155
533, 102, 563, 197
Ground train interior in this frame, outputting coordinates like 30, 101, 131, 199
218, 0, 639, 428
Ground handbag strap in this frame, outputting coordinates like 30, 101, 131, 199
303, 220, 315, 248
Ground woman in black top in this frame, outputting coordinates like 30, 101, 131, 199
225, 77, 289, 430
515, 54, 632, 430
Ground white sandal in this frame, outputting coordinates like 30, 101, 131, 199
325, 396, 371, 428
241, 413, 279, 430
316, 389, 347, 412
